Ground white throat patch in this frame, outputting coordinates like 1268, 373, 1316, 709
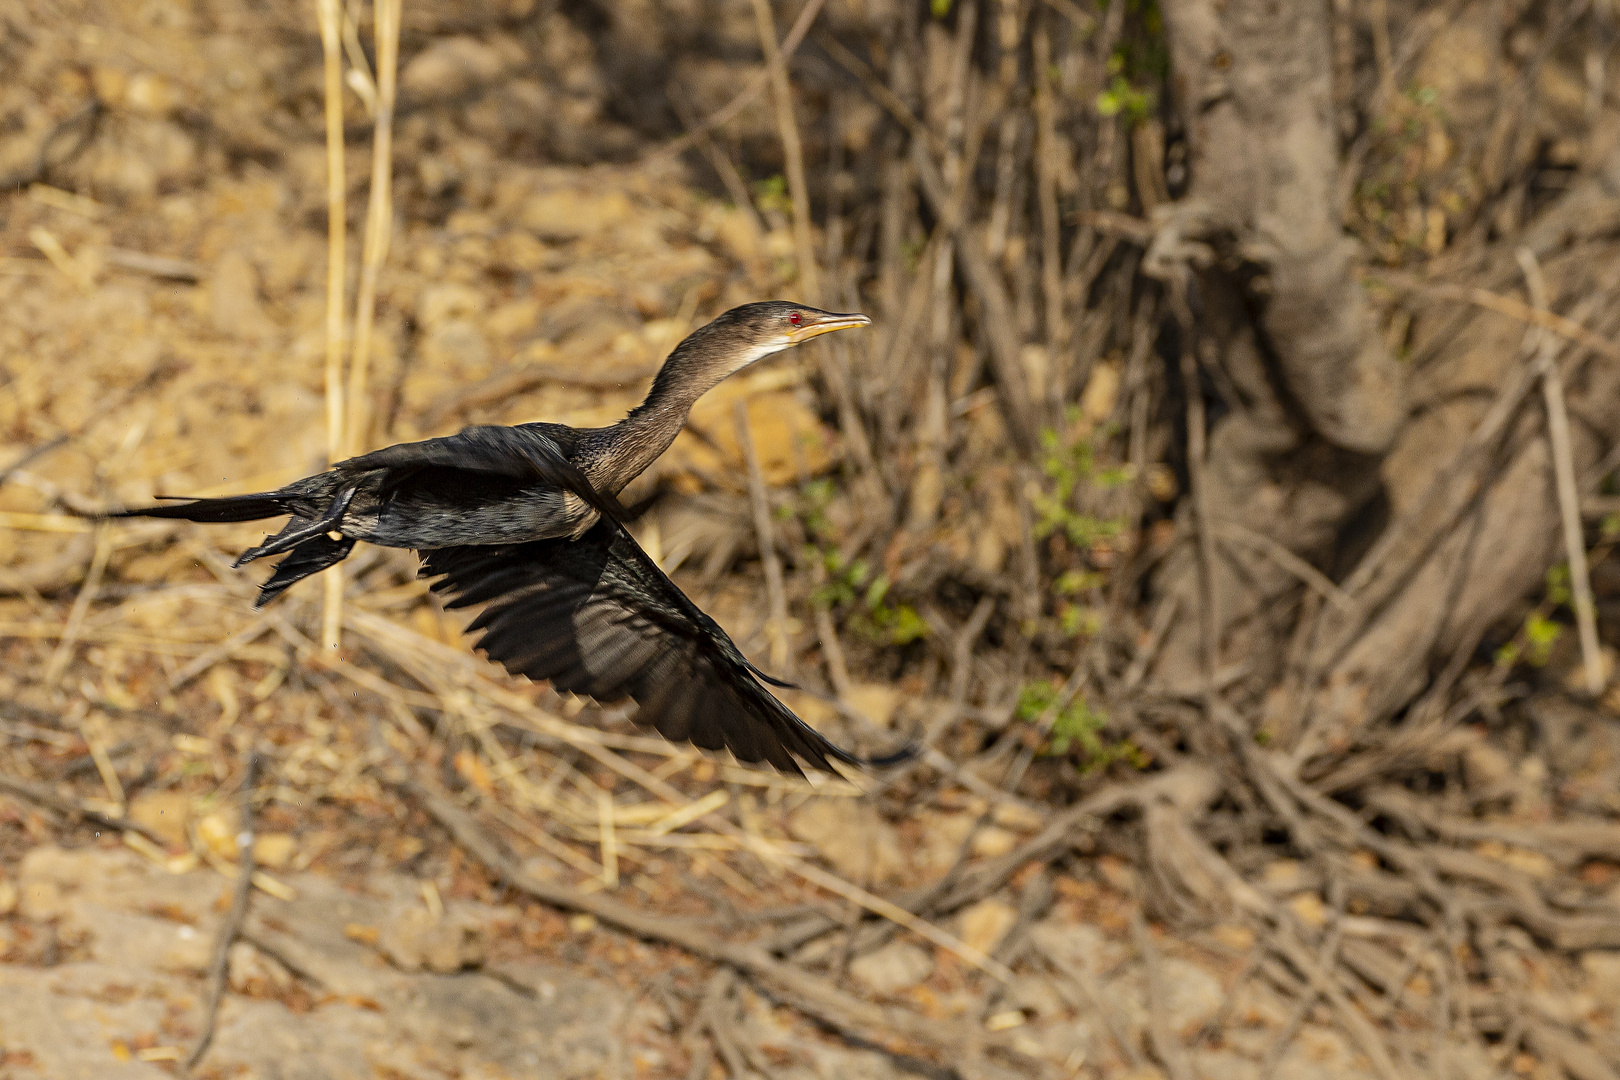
737, 338, 792, 369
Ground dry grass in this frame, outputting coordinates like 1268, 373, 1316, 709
2, 1, 1620, 1078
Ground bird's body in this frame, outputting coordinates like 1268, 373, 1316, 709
286, 422, 591, 545
113, 302, 889, 774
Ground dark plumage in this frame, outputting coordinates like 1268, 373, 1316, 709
421, 519, 860, 775
111, 302, 886, 773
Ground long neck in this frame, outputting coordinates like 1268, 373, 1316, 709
589, 338, 738, 494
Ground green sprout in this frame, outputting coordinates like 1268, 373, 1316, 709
1032, 426, 1129, 549
1544, 563, 1572, 607
752, 174, 791, 218
1015, 681, 1147, 770
1494, 564, 1575, 670
811, 548, 928, 647
1523, 613, 1563, 666
791, 476, 839, 542
1096, 74, 1155, 123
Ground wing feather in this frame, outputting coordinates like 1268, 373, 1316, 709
418, 521, 865, 774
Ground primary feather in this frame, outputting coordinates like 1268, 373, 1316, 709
419, 521, 860, 776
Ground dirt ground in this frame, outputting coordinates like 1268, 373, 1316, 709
4, 2, 1620, 1079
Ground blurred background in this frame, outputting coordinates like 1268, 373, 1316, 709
3, 0, 1620, 1077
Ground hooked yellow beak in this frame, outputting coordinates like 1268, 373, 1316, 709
786, 312, 871, 345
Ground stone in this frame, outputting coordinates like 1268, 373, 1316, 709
958, 898, 1018, 956
422, 319, 492, 374
72, 905, 213, 974
417, 281, 486, 327
1475, 839, 1555, 879
1209, 923, 1255, 952
909, 810, 978, 877
127, 792, 190, 848
1463, 739, 1514, 790
1078, 360, 1121, 427
1262, 859, 1305, 890
400, 36, 512, 100
227, 939, 293, 996
1275, 1024, 1377, 1079
684, 386, 832, 487
207, 250, 274, 338
126, 72, 178, 116
521, 189, 633, 241
848, 942, 935, 995
990, 801, 1046, 833
193, 809, 239, 860
377, 905, 486, 974
251, 832, 296, 870
0, 964, 179, 1079
1288, 891, 1330, 928
1582, 950, 1620, 1009
787, 798, 906, 886
1006, 975, 1066, 1018
1159, 957, 1223, 1037
970, 826, 1021, 859
1012, 1015, 1094, 1069
19, 876, 63, 921
845, 683, 902, 728
1029, 920, 1112, 974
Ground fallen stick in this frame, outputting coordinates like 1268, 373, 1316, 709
787, 768, 1177, 952
1133, 910, 1195, 1080
1371, 268, 1620, 365
401, 776, 1045, 1079
735, 401, 792, 674
640, 0, 827, 165
1517, 248, 1605, 696
186, 751, 261, 1071
750, 0, 820, 303
0, 434, 71, 488
0, 770, 167, 846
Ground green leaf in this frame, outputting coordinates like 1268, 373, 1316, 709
863, 574, 890, 611
885, 604, 929, 645
1015, 681, 1057, 722
1546, 563, 1572, 607
1524, 613, 1562, 665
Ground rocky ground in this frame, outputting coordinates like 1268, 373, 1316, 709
1, 841, 1422, 1080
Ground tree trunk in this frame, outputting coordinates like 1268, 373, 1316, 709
1145, 0, 1404, 700
1149, 0, 1620, 768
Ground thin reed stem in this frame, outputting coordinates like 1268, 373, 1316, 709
317, 0, 348, 652
750, 0, 820, 304
345, 0, 402, 460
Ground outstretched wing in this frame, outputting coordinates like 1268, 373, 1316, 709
338, 425, 625, 520
418, 522, 861, 776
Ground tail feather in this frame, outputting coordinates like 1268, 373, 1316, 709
110, 492, 292, 524
255, 533, 355, 606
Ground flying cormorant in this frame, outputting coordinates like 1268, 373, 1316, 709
113, 303, 884, 775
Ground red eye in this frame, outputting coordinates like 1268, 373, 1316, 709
788, 311, 802, 326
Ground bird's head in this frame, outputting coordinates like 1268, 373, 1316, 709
634, 302, 873, 420
689, 301, 872, 379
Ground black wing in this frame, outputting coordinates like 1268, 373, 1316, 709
337, 425, 625, 519
418, 522, 861, 776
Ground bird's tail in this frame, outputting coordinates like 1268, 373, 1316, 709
255, 531, 355, 607
109, 492, 293, 523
